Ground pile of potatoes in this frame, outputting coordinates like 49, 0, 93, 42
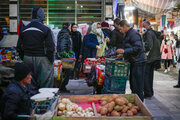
97, 95, 140, 117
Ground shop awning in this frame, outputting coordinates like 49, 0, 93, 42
131, 0, 179, 14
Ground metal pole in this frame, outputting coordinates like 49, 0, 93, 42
75, 0, 77, 24
47, 0, 49, 25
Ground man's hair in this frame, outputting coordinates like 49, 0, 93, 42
62, 22, 70, 29
114, 18, 121, 25
119, 20, 130, 27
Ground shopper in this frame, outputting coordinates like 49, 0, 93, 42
0, 63, 32, 120
142, 21, 161, 98
110, 18, 124, 49
71, 23, 82, 79
116, 20, 145, 102
16, 7, 55, 95
57, 22, 72, 92
170, 33, 176, 67
173, 35, 180, 88
86, 22, 110, 58
161, 35, 174, 73
101, 21, 111, 37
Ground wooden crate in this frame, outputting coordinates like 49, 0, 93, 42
52, 94, 153, 120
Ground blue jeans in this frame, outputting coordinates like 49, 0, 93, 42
130, 62, 145, 102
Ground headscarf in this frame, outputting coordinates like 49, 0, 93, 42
91, 22, 104, 45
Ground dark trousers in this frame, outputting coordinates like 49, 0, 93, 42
130, 62, 145, 102
144, 62, 155, 97
61, 69, 70, 90
178, 69, 180, 85
164, 60, 171, 69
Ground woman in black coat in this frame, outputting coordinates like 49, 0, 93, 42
71, 23, 82, 79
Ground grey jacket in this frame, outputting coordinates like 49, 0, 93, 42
143, 29, 161, 63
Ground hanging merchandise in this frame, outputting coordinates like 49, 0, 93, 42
161, 15, 166, 30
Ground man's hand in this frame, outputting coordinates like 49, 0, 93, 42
96, 45, 101, 50
117, 54, 123, 58
116, 49, 124, 54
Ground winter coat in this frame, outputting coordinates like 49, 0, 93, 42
143, 29, 161, 63
123, 28, 145, 63
85, 32, 111, 58
71, 31, 82, 59
110, 27, 124, 49
17, 21, 55, 63
173, 41, 180, 68
161, 40, 174, 60
0, 80, 32, 120
102, 28, 111, 38
80, 35, 89, 61
57, 28, 72, 53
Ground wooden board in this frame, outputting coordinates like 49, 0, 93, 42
52, 94, 153, 120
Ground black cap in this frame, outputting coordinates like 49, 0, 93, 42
14, 63, 31, 81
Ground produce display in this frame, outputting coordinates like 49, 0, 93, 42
97, 94, 140, 117
57, 98, 95, 117
59, 51, 74, 59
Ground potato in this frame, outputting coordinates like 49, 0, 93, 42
114, 105, 123, 111
121, 113, 128, 116
58, 103, 65, 111
127, 110, 134, 116
104, 103, 109, 108
109, 101, 115, 108
111, 110, 120, 116
127, 103, 133, 109
131, 108, 138, 115
122, 106, 128, 113
101, 100, 108, 106
122, 97, 129, 104
112, 94, 119, 100
100, 107, 108, 115
108, 106, 114, 113
58, 100, 62, 104
133, 106, 140, 111
115, 98, 125, 106
108, 97, 114, 103
97, 106, 102, 113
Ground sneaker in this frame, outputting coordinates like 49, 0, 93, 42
167, 67, 170, 71
164, 69, 168, 73
173, 85, 180, 88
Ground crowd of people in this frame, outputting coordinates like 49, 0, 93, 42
0, 7, 180, 120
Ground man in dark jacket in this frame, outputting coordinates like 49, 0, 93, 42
71, 23, 82, 79
110, 18, 124, 49
16, 7, 55, 95
57, 22, 72, 92
116, 20, 145, 101
142, 21, 161, 98
0, 63, 32, 120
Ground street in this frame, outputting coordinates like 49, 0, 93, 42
62, 66, 180, 120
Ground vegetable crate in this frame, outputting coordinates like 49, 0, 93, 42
52, 94, 153, 120
61, 58, 76, 69
105, 58, 130, 78
103, 75, 127, 94
103, 58, 130, 94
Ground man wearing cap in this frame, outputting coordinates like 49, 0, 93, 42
16, 7, 55, 95
142, 21, 161, 98
0, 63, 32, 120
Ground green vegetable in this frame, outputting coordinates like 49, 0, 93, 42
59, 51, 74, 59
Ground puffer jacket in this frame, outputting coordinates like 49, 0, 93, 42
57, 28, 72, 52
143, 29, 161, 63
123, 28, 145, 63
0, 80, 32, 120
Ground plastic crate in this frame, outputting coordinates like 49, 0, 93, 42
103, 75, 127, 94
105, 58, 130, 78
